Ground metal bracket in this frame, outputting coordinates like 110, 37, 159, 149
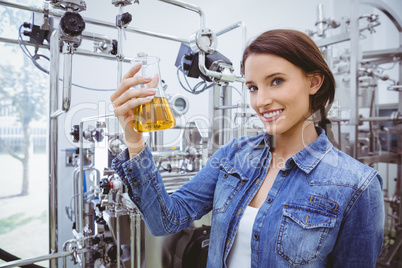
47, 0, 87, 12
189, 28, 217, 54
112, 0, 133, 7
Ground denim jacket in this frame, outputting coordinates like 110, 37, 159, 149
112, 128, 384, 268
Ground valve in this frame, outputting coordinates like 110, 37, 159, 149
92, 251, 101, 261
92, 236, 101, 245
70, 125, 80, 143
94, 128, 105, 143
116, 12, 132, 27
391, 111, 402, 125
60, 11, 85, 37
70, 124, 105, 143
99, 178, 111, 194
111, 39, 118, 55
59, 11, 85, 47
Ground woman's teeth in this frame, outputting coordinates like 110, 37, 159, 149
263, 110, 282, 119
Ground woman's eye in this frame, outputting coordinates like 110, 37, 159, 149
248, 86, 258, 92
272, 77, 284, 86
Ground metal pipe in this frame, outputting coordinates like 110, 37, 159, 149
160, 172, 197, 179
399, 14, 402, 232
135, 213, 141, 268
211, 20, 249, 132
337, 121, 342, 150
198, 52, 245, 83
157, 0, 205, 28
130, 212, 135, 268
117, 4, 124, 86
315, 32, 351, 48
82, 16, 189, 44
216, 21, 247, 51
78, 121, 84, 232
0, 0, 64, 16
48, 29, 60, 268
215, 105, 238, 110
0, 36, 134, 63
331, 115, 401, 124
116, 215, 121, 268
0, 249, 89, 268
388, 85, 402, 91
0, 0, 189, 44
81, 31, 112, 44
116, 25, 189, 44
215, 21, 248, 139
360, 116, 398, 122
0, 36, 49, 49
316, 3, 325, 37
362, 0, 402, 32
62, 43, 73, 112
73, 166, 98, 227
222, 86, 232, 145
73, 169, 80, 226
349, 0, 360, 158
151, 151, 201, 161
74, 49, 133, 62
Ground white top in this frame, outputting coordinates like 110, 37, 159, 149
226, 206, 259, 268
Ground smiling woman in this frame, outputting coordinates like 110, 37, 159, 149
245, 53, 322, 139
111, 28, 385, 268
242, 29, 336, 147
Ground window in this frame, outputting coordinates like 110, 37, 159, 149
0, 1, 49, 266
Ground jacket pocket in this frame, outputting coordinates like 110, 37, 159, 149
212, 165, 246, 214
276, 204, 337, 267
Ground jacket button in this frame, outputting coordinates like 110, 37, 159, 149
281, 170, 288, 177
267, 198, 273, 203
223, 173, 228, 178
128, 168, 133, 173
253, 234, 259, 240
132, 178, 138, 183
286, 159, 295, 168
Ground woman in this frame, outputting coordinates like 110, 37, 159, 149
110, 29, 384, 267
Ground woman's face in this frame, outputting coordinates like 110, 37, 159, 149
245, 53, 318, 136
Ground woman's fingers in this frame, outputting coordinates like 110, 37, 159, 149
123, 63, 141, 79
112, 64, 141, 101
111, 64, 154, 102
113, 87, 156, 108
113, 94, 154, 117
146, 74, 159, 89
111, 65, 159, 120
111, 75, 152, 102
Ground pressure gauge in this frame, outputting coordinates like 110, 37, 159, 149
170, 94, 189, 116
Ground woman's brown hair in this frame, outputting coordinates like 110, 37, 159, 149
241, 29, 337, 147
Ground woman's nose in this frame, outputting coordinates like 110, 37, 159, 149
256, 89, 273, 108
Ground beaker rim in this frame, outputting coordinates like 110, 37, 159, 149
131, 56, 160, 66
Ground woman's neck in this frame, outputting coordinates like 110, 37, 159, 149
271, 121, 318, 160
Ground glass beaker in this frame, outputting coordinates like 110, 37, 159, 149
131, 56, 176, 132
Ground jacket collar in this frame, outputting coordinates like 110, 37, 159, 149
292, 128, 333, 174
255, 128, 333, 174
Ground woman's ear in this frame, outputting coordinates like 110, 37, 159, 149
309, 72, 324, 95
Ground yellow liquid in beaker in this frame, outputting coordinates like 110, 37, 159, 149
133, 97, 176, 132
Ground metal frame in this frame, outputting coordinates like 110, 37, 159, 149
0, 0, 248, 267
313, 0, 402, 266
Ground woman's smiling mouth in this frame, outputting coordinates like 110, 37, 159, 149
261, 109, 284, 122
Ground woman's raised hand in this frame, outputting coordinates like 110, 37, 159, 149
110, 63, 158, 156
